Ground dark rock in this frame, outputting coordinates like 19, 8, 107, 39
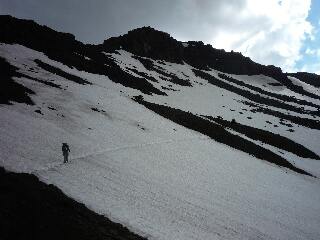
100, 25, 291, 87
217, 73, 320, 112
102, 26, 184, 63
194, 70, 319, 116
22, 74, 62, 89
268, 82, 283, 86
205, 115, 320, 160
240, 100, 320, 130
134, 97, 314, 177
0, 167, 147, 240
0, 16, 165, 96
35, 109, 43, 115
287, 72, 320, 88
34, 59, 91, 85
0, 57, 34, 105
2, 15, 318, 99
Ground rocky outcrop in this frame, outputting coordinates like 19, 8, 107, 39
0, 15, 317, 99
102, 26, 184, 63
0, 15, 81, 64
0, 167, 147, 240
0, 16, 292, 86
287, 72, 320, 88
0, 57, 34, 105
100, 26, 294, 88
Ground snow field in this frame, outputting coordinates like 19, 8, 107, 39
1, 43, 320, 240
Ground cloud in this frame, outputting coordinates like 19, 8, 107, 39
1, 0, 314, 72
167, 0, 313, 72
128, 0, 313, 73
305, 48, 320, 56
299, 62, 320, 74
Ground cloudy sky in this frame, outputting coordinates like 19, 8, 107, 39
1, 0, 319, 73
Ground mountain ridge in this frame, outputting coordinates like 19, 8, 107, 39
2, 14, 318, 97
1, 15, 319, 79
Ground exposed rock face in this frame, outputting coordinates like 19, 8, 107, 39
0, 15, 80, 61
288, 72, 320, 88
0, 16, 167, 96
2, 14, 318, 90
101, 26, 286, 82
100, 27, 318, 96
0, 57, 34, 105
1, 15, 318, 98
2, 14, 318, 106
102, 26, 184, 63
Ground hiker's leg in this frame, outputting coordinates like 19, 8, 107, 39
64, 154, 67, 163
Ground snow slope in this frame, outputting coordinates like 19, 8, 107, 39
1, 43, 320, 240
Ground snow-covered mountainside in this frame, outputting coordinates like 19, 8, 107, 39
1, 15, 320, 240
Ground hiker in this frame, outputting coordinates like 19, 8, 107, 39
62, 143, 70, 163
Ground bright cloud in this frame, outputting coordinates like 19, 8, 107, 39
1, 0, 315, 73
305, 48, 320, 56
172, 0, 313, 72
240, 0, 313, 72
300, 62, 320, 74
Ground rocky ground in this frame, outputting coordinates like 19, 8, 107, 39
0, 167, 147, 240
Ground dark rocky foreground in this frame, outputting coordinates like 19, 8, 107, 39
0, 167, 147, 240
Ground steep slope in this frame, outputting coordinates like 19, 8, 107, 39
0, 167, 147, 240
1, 15, 320, 240
288, 72, 320, 88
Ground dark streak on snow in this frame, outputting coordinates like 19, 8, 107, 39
21, 73, 62, 89
203, 115, 320, 160
134, 95, 314, 177
0, 57, 35, 105
133, 56, 192, 87
193, 69, 319, 117
34, 59, 92, 85
218, 73, 320, 111
91, 107, 112, 120
240, 100, 320, 130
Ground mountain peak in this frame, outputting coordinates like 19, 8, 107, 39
101, 26, 287, 84
102, 26, 184, 63
0, 16, 289, 86
127, 26, 169, 37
